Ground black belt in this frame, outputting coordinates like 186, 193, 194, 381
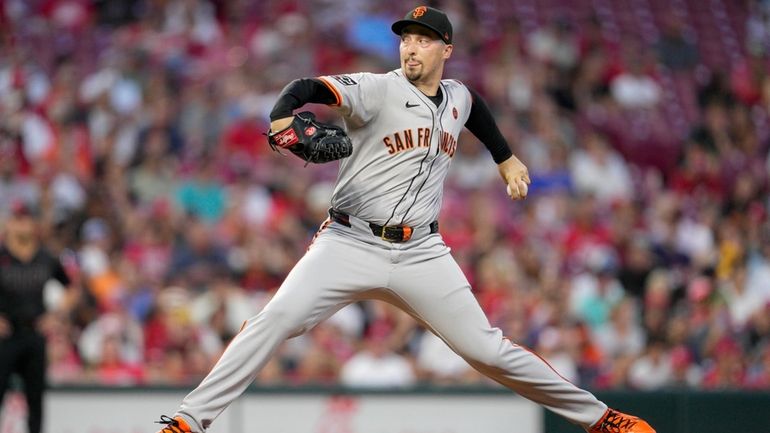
329, 208, 438, 243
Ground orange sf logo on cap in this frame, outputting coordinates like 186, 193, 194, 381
413, 6, 427, 18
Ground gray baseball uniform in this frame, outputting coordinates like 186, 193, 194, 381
168, 69, 607, 432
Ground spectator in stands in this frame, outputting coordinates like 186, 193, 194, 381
655, 15, 699, 71
167, 217, 228, 290
730, 53, 769, 106
673, 204, 717, 270
162, 0, 223, 49
570, 263, 625, 329
618, 237, 656, 300
339, 322, 415, 388
569, 130, 633, 203
719, 258, 767, 330
143, 286, 223, 382
667, 345, 702, 388
292, 321, 353, 385
78, 217, 123, 311
697, 71, 736, 108
77, 306, 144, 382
415, 330, 477, 384
189, 271, 257, 344
610, 45, 662, 109
45, 312, 83, 385
593, 298, 646, 361
669, 140, 724, 200
561, 196, 615, 273
92, 334, 145, 386
176, 158, 227, 223
528, 17, 579, 71
628, 338, 672, 389
745, 343, 770, 388
702, 337, 746, 389
129, 127, 179, 208
746, 301, 770, 351
640, 269, 675, 341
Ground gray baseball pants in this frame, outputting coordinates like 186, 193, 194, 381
173, 215, 607, 431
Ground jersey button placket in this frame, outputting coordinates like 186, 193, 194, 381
426, 127, 440, 160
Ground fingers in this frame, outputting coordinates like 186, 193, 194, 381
517, 177, 529, 197
506, 176, 530, 200
269, 116, 294, 133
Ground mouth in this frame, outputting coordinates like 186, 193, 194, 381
405, 59, 421, 68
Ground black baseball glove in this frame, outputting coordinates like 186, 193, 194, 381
267, 112, 352, 164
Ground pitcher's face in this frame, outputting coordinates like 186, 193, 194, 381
399, 25, 452, 84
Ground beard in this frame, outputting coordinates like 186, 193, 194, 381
403, 64, 423, 82
404, 69, 421, 82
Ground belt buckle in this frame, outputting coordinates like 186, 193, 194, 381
381, 225, 413, 242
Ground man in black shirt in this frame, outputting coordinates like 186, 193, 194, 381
0, 203, 74, 433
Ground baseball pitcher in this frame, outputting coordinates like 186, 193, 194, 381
155, 6, 655, 433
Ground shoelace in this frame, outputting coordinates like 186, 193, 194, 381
155, 415, 184, 433
597, 410, 638, 433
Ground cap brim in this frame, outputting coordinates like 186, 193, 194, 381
391, 20, 449, 44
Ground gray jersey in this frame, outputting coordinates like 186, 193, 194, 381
319, 70, 472, 227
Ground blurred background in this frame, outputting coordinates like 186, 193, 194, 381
1, 0, 770, 403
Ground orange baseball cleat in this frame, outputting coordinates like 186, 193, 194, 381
154, 415, 193, 433
587, 408, 656, 433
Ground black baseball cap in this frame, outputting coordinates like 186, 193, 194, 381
391, 6, 453, 44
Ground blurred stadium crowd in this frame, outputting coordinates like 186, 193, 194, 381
1, 0, 770, 391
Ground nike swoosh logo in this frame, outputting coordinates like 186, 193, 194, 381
405, 101, 420, 108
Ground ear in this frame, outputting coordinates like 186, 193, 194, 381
443, 44, 453, 60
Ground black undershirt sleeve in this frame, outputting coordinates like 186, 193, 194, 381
464, 87, 513, 164
269, 78, 337, 121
